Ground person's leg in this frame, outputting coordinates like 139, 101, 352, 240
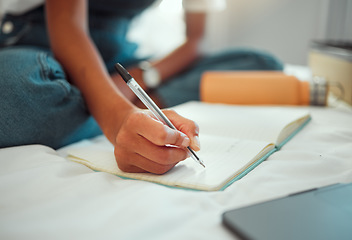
155, 48, 284, 107
0, 47, 102, 149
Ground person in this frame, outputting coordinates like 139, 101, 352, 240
0, 0, 282, 174
113, 0, 283, 108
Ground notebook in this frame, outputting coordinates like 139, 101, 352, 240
222, 182, 352, 240
66, 102, 311, 191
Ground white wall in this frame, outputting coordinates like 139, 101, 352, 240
129, 0, 352, 66
204, 0, 352, 65
325, 0, 352, 41
203, 0, 324, 65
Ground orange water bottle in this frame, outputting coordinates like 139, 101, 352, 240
200, 71, 327, 106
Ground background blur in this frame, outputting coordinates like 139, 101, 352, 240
128, 0, 352, 66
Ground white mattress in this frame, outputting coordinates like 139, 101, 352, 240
1, 67, 352, 240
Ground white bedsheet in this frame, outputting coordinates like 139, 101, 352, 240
1, 62, 352, 239
1, 102, 351, 240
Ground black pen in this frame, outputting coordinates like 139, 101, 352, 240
114, 63, 205, 168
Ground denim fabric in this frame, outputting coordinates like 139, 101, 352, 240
0, 47, 102, 149
155, 48, 284, 107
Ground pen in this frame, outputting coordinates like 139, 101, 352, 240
114, 63, 205, 168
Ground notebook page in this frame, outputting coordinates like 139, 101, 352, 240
174, 102, 310, 145
67, 135, 274, 191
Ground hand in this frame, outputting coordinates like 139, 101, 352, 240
114, 109, 200, 174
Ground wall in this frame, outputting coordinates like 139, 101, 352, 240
129, 0, 352, 66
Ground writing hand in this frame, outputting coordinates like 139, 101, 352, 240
114, 109, 200, 174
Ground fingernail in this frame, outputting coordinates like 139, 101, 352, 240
181, 134, 190, 148
193, 136, 201, 151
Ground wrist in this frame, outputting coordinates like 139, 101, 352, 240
97, 92, 138, 145
139, 61, 161, 89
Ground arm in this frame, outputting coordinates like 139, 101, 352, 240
151, 12, 206, 81
45, 0, 200, 174
45, 0, 133, 142
111, 11, 206, 97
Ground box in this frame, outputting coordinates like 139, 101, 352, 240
309, 40, 352, 105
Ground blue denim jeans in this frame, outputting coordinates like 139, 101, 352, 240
0, 47, 103, 149
156, 48, 283, 107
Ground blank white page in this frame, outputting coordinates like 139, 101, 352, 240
174, 102, 310, 144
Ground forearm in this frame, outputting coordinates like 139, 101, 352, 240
46, 0, 135, 143
152, 39, 201, 81
150, 12, 206, 82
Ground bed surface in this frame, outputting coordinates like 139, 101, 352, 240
1, 67, 352, 239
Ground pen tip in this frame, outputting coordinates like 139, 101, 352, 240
200, 160, 206, 168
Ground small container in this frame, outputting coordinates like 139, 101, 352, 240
310, 76, 328, 106
309, 40, 352, 105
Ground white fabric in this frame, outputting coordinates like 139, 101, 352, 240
1, 65, 352, 239
1, 103, 352, 239
0, 0, 43, 18
182, 0, 226, 12
0, 0, 226, 18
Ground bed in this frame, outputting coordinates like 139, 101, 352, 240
1, 66, 352, 240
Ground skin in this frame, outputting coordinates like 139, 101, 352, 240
111, 12, 206, 108
45, 0, 201, 174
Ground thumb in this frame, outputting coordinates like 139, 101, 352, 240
162, 109, 201, 151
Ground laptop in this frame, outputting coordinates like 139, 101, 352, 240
222, 182, 352, 240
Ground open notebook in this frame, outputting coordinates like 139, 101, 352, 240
67, 102, 311, 191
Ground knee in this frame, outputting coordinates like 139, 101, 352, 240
0, 47, 77, 103
0, 47, 66, 88
0, 47, 87, 148
216, 48, 284, 71
0, 48, 42, 109
249, 49, 284, 71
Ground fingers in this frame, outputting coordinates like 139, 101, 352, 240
120, 125, 190, 165
115, 141, 188, 174
115, 145, 187, 175
114, 110, 191, 174
130, 111, 191, 148
162, 109, 201, 151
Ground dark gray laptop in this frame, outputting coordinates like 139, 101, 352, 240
222, 182, 352, 240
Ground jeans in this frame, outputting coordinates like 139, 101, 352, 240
156, 48, 283, 107
0, 47, 103, 149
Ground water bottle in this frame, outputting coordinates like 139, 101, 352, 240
200, 71, 327, 106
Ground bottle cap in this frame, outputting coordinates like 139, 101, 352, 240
310, 76, 328, 106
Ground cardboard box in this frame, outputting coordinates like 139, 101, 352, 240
309, 41, 352, 105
